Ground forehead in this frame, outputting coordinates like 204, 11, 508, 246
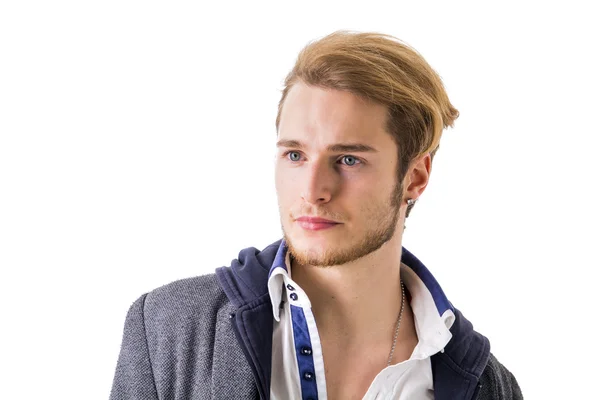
278, 82, 391, 147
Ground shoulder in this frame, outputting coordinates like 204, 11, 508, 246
145, 273, 227, 311
477, 353, 523, 400
136, 273, 233, 336
116, 275, 247, 398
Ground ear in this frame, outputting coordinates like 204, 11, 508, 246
402, 153, 432, 202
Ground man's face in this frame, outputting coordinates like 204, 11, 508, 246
275, 82, 403, 267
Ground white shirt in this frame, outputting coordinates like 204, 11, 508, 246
268, 242, 455, 400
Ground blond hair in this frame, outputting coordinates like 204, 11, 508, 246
275, 31, 459, 203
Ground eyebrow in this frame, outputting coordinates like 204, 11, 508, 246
276, 139, 378, 153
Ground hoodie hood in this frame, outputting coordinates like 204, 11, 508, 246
216, 240, 280, 308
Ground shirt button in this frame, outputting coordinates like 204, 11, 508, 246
303, 371, 314, 381
286, 284, 295, 291
290, 293, 298, 301
301, 347, 312, 355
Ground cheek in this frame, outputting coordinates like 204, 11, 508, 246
274, 166, 285, 193
353, 181, 391, 211
275, 169, 295, 204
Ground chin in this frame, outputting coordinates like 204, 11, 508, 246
293, 234, 333, 252
286, 229, 325, 250
284, 226, 357, 267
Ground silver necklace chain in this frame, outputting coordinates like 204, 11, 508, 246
386, 280, 405, 366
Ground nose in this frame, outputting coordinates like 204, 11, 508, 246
300, 159, 336, 205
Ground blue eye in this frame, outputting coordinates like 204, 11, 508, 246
288, 151, 301, 162
341, 155, 358, 166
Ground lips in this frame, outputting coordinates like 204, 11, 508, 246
295, 216, 340, 231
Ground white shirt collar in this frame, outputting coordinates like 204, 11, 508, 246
268, 249, 315, 322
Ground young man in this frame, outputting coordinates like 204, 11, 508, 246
110, 31, 522, 399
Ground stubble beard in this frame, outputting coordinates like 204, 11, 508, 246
282, 182, 404, 267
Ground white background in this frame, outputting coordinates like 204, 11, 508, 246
1, 1, 598, 398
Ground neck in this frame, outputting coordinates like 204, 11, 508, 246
291, 231, 414, 350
